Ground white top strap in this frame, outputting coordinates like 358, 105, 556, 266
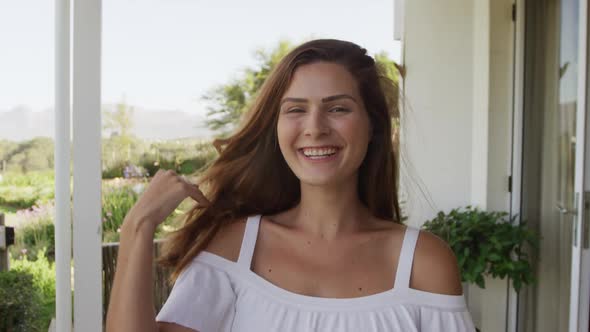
237, 214, 261, 269
394, 226, 420, 290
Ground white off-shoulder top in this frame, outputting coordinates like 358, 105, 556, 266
156, 215, 476, 331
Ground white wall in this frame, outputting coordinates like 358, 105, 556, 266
401, 0, 515, 330
400, 0, 474, 227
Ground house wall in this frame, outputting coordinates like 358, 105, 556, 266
400, 0, 474, 227
401, 0, 515, 330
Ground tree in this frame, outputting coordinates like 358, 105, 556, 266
103, 100, 135, 139
0, 137, 54, 172
203, 40, 402, 136
102, 100, 137, 165
0, 140, 18, 172
375, 52, 401, 84
202, 40, 293, 135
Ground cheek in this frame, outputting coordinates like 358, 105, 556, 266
277, 118, 297, 158
341, 117, 372, 161
341, 117, 371, 145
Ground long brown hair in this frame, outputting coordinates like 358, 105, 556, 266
158, 39, 402, 282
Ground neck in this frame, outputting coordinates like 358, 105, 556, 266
286, 177, 370, 241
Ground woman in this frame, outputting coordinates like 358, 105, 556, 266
106, 39, 475, 332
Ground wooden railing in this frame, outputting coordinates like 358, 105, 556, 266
102, 239, 173, 322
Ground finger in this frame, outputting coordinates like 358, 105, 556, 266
184, 183, 211, 206
153, 168, 164, 179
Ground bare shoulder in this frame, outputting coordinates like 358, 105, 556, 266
410, 229, 463, 295
203, 218, 247, 262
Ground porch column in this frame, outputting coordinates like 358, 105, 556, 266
54, 0, 72, 331
72, 0, 102, 330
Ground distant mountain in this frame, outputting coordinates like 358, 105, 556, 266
0, 105, 214, 141
0, 106, 55, 141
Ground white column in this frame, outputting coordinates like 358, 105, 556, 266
509, 1, 526, 331
471, 0, 490, 210
54, 0, 72, 331
73, 0, 102, 330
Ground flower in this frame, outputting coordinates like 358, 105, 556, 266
132, 183, 145, 195
123, 164, 147, 179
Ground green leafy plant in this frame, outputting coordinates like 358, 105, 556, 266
422, 206, 539, 292
0, 137, 54, 173
0, 171, 55, 210
138, 139, 218, 177
10, 202, 55, 261
0, 269, 43, 332
0, 170, 54, 187
102, 184, 141, 242
10, 248, 56, 330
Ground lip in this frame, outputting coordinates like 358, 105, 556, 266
297, 145, 342, 150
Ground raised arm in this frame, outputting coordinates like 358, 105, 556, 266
105, 170, 209, 332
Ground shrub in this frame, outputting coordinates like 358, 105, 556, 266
0, 138, 54, 173
10, 202, 55, 261
0, 171, 55, 210
178, 157, 209, 175
0, 269, 43, 332
0, 171, 54, 187
10, 248, 56, 331
102, 162, 125, 179
0, 186, 39, 209
102, 184, 141, 241
139, 139, 218, 176
101, 139, 218, 178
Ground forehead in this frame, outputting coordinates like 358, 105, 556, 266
283, 62, 360, 99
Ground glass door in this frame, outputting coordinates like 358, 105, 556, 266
519, 0, 587, 331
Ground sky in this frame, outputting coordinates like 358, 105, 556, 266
0, 0, 401, 115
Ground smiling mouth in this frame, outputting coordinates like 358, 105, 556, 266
298, 146, 341, 159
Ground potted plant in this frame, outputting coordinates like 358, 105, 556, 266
421, 206, 538, 292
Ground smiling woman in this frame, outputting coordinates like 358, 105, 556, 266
105, 39, 475, 332
278, 64, 372, 188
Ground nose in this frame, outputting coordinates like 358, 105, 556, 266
303, 109, 331, 138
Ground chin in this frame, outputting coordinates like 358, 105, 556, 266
298, 175, 344, 188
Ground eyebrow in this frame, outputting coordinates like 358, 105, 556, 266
280, 94, 357, 106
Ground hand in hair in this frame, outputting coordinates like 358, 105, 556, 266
107, 169, 209, 332
123, 169, 210, 235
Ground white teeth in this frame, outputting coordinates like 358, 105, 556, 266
302, 147, 338, 157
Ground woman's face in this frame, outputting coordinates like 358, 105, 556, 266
277, 61, 372, 187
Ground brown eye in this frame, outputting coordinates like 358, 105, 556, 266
287, 108, 305, 113
329, 107, 350, 113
